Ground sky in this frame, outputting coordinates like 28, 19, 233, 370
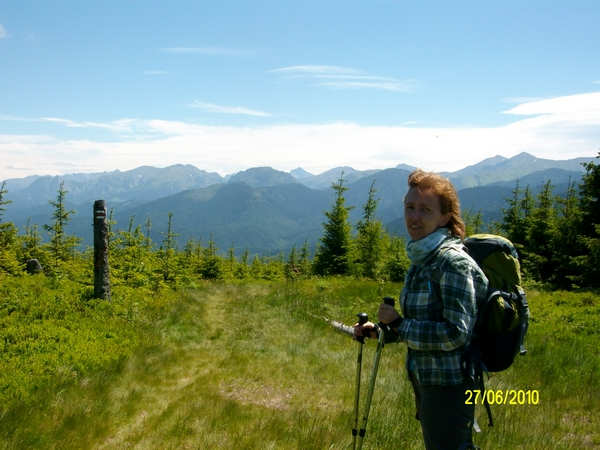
1, 0, 599, 181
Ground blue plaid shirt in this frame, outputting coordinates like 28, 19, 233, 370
395, 236, 488, 386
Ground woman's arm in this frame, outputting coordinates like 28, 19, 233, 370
396, 252, 485, 352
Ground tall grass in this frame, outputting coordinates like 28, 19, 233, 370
1, 278, 598, 449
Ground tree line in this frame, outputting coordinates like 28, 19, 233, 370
1, 155, 599, 291
497, 155, 600, 289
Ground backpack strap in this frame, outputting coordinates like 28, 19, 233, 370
517, 288, 529, 356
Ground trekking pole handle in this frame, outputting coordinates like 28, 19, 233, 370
355, 313, 369, 344
357, 312, 369, 325
379, 297, 396, 330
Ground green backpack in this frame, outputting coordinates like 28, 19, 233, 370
430, 234, 530, 427
464, 234, 530, 373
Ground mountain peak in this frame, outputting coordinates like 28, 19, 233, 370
395, 163, 418, 172
290, 167, 314, 179
227, 166, 299, 188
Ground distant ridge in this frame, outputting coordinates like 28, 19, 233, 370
4, 164, 224, 208
1, 153, 596, 255
300, 166, 380, 190
447, 152, 593, 189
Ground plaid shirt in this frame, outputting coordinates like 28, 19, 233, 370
395, 236, 488, 386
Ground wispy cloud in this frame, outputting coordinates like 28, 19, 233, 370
188, 101, 272, 117
503, 97, 546, 104
271, 65, 414, 92
0, 115, 138, 131
273, 65, 364, 76
41, 117, 139, 132
0, 24, 7, 39
160, 46, 262, 58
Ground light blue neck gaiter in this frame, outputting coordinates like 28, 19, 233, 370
406, 228, 450, 265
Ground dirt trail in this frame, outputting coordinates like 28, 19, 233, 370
96, 285, 272, 449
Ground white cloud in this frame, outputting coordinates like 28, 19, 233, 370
0, 24, 7, 39
502, 97, 546, 104
502, 92, 600, 116
271, 65, 414, 92
0, 115, 146, 134
316, 81, 408, 92
188, 101, 272, 117
1, 92, 598, 181
40, 117, 140, 133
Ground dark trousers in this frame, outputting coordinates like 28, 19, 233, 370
409, 371, 477, 450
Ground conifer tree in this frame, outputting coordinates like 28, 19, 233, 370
579, 154, 600, 236
159, 212, 179, 282
250, 254, 262, 279
571, 154, 600, 287
463, 207, 484, 236
500, 180, 534, 260
144, 217, 153, 249
21, 219, 43, 264
43, 181, 80, 269
314, 173, 354, 275
0, 181, 11, 223
201, 235, 222, 280
0, 221, 20, 276
236, 247, 250, 279
0, 182, 20, 276
262, 252, 285, 280
522, 181, 558, 283
225, 244, 238, 279
112, 216, 155, 286
298, 239, 312, 276
285, 245, 299, 280
354, 180, 387, 279
554, 177, 583, 288
187, 237, 204, 275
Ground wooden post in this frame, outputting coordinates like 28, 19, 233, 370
93, 200, 111, 300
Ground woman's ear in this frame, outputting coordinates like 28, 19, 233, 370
439, 213, 450, 228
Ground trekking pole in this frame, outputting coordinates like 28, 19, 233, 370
352, 312, 369, 450
356, 297, 395, 450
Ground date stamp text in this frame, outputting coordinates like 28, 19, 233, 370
465, 389, 539, 405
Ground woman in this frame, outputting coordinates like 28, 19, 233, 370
355, 169, 488, 450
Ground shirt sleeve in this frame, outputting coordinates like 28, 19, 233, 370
396, 250, 482, 352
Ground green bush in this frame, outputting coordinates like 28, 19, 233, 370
0, 275, 178, 410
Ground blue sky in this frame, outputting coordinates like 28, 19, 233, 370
1, 0, 599, 180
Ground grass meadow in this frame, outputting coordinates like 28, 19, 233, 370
0, 276, 598, 449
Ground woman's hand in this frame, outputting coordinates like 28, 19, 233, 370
353, 321, 379, 340
378, 303, 403, 329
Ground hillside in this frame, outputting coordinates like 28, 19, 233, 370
110, 183, 333, 254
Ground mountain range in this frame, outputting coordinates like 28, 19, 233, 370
1, 152, 594, 255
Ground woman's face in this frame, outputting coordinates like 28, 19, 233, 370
404, 186, 450, 241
